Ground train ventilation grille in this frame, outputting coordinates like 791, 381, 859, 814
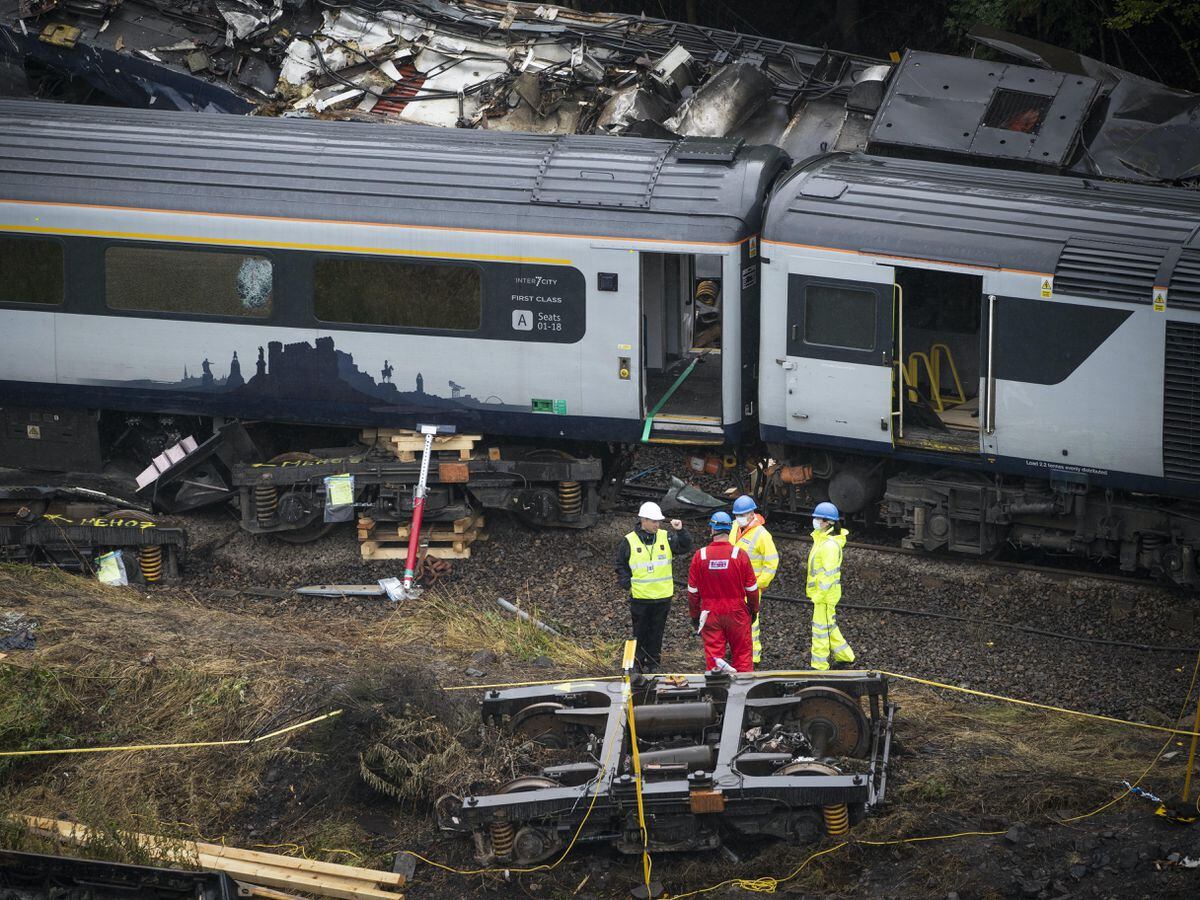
1164, 321, 1200, 482
1168, 249, 1200, 311
1054, 240, 1162, 305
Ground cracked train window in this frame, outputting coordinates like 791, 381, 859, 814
0, 236, 63, 305
105, 246, 273, 317
314, 256, 482, 331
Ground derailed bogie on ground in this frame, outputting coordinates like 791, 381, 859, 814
0, 487, 185, 582
439, 673, 892, 863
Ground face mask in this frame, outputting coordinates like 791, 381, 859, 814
735, 515, 750, 527
812, 518, 826, 531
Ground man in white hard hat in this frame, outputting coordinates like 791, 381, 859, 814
614, 501, 692, 672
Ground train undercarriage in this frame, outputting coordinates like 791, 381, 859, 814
760, 448, 1200, 589
0, 486, 185, 582
438, 672, 893, 863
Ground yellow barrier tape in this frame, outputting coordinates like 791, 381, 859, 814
0, 710, 342, 758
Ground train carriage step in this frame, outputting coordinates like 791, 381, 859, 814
646, 414, 726, 446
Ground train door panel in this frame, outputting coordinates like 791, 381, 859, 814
639, 251, 724, 439
785, 269, 894, 448
892, 266, 985, 455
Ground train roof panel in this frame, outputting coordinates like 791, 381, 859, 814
0, 100, 785, 244
764, 153, 1200, 284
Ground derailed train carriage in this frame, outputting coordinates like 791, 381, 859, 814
438, 672, 892, 861
760, 155, 1200, 585
0, 99, 782, 533
2, 99, 1200, 583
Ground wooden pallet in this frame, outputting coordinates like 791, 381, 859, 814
358, 513, 485, 561
361, 429, 482, 462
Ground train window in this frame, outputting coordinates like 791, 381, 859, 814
105, 246, 273, 317
0, 236, 63, 305
804, 284, 876, 350
314, 256, 481, 331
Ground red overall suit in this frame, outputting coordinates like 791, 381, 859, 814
686, 539, 760, 672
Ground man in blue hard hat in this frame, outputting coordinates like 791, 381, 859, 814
729, 494, 778, 664
686, 511, 760, 673
807, 501, 855, 671
614, 500, 692, 672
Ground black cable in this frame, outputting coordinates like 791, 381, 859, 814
667, 574, 1198, 653
761, 588, 1200, 655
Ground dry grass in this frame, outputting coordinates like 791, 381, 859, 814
0, 563, 616, 872
379, 588, 623, 672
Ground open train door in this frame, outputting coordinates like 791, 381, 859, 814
783, 264, 896, 452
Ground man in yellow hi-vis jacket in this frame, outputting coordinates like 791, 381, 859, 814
807, 501, 855, 671
729, 495, 778, 664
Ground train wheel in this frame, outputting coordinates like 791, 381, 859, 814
266, 452, 334, 545
509, 702, 575, 748
783, 687, 870, 758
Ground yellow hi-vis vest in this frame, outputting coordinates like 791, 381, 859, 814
625, 529, 674, 600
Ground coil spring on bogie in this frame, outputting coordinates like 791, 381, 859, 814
255, 484, 279, 526
822, 803, 849, 836
558, 481, 582, 516
139, 544, 163, 582
694, 279, 719, 305
490, 821, 515, 858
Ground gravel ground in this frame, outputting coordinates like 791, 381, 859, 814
171, 500, 1200, 727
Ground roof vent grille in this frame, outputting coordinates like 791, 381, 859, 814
982, 89, 1052, 134
1053, 240, 1162, 305
1165, 321, 1200, 482
1168, 249, 1200, 311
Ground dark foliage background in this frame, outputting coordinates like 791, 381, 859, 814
578, 1, 1200, 92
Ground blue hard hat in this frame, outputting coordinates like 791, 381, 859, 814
709, 511, 733, 532
732, 495, 757, 515
813, 501, 840, 521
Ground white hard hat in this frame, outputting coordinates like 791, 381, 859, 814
638, 501, 665, 521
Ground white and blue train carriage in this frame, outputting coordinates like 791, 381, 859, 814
0, 99, 784, 459
762, 152, 1200, 579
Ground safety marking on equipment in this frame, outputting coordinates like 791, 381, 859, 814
1153, 287, 1167, 312
1040, 278, 1052, 298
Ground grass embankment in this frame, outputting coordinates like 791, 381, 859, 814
0, 564, 616, 872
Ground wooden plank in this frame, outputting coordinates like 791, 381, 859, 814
366, 529, 480, 546
20, 816, 404, 890
195, 841, 404, 886
388, 435, 479, 450
360, 543, 410, 561
239, 884, 305, 900
423, 545, 471, 560
192, 855, 403, 900
394, 513, 483, 540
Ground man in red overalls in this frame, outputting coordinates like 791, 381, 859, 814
686, 511, 760, 673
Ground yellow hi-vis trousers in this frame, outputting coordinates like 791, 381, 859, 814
810, 600, 854, 671
751, 613, 761, 664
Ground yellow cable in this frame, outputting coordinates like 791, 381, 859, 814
624, 667, 653, 893
401, 718, 620, 877
875, 669, 1200, 738
0, 710, 343, 757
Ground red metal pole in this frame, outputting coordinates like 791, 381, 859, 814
401, 429, 436, 593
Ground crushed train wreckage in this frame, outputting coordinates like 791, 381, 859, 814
2, 0, 1198, 183
438, 670, 894, 862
